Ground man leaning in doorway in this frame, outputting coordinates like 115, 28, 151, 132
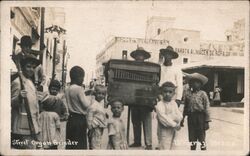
129, 47, 153, 150
16, 35, 46, 91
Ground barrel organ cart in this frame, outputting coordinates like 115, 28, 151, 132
103, 59, 161, 144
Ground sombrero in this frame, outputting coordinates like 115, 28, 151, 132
186, 73, 208, 86
18, 53, 41, 67
160, 46, 179, 59
28, 49, 43, 56
130, 47, 151, 60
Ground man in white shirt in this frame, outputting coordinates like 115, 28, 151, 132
159, 46, 183, 106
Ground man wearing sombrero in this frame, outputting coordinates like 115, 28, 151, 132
11, 53, 41, 149
159, 46, 183, 106
182, 73, 211, 150
129, 47, 153, 150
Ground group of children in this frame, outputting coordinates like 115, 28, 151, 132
38, 69, 210, 151
86, 85, 128, 150
39, 79, 128, 150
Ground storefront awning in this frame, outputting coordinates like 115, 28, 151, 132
182, 57, 245, 70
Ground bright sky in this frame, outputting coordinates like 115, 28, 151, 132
64, 1, 248, 83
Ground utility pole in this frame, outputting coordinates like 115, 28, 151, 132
61, 40, 66, 89
40, 7, 45, 62
52, 37, 57, 80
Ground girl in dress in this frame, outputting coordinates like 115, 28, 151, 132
87, 85, 108, 149
40, 97, 61, 149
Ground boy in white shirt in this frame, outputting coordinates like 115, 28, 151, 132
155, 81, 183, 150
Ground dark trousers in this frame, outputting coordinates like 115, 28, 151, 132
66, 113, 88, 149
131, 107, 152, 146
187, 112, 206, 142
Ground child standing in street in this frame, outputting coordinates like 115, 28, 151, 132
107, 98, 128, 150
40, 99, 61, 149
48, 80, 68, 121
155, 82, 183, 150
181, 73, 211, 150
65, 66, 90, 149
87, 85, 108, 149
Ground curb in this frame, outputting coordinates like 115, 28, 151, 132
231, 109, 244, 114
222, 108, 244, 114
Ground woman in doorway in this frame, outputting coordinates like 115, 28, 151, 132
213, 86, 221, 106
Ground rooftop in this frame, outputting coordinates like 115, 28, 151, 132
146, 16, 176, 25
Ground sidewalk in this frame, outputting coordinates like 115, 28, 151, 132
224, 107, 244, 114
210, 107, 244, 125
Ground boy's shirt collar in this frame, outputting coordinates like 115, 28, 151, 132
189, 88, 201, 93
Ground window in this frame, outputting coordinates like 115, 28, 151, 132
11, 10, 15, 19
183, 58, 188, 64
31, 7, 40, 16
46, 38, 49, 50
12, 36, 19, 55
228, 45, 233, 51
227, 35, 232, 41
122, 50, 127, 60
31, 27, 40, 43
157, 28, 161, 35
237, 74, 244, 94
184, 37, 188, 42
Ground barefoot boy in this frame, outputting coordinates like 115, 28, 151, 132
155, 82, 183, 150
107, 98, 128, 150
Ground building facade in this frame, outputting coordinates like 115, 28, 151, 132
10, 7, 41, 71
96, 16, 245, 78
182, 57, 244, 103
96, 37, 169, 82
96, 16, 245, 102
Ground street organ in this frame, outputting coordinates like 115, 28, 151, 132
103, 59, 161, 109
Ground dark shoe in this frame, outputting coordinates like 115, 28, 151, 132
145, 145, 152, 150
129, 143, 141, 147
201, 142, 207, 150
190, 142, 197, 150
201, 146, 207, 150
